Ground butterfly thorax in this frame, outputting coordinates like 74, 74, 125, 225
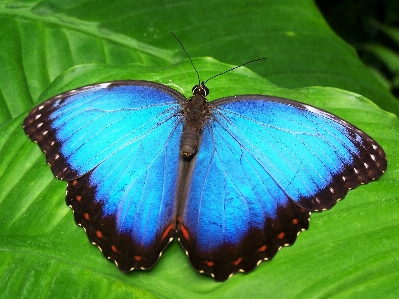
180, 91, 210, 158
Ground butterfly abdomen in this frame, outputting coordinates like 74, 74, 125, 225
180, 94, 210, 157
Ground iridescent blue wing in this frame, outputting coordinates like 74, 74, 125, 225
23, 81, 186, 271
178, 95, 386, 281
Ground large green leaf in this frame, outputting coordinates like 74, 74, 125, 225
1, 1, 398, 298
0, 0, 398, 123
3, 60, 399, 298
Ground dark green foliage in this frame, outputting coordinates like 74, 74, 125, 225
317, 0, 399, 98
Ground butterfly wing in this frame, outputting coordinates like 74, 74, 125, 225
177, 95, 386, 281
23, 81, 186, 271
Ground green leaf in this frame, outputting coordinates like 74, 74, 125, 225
371, 22, 399, 49
366, 66, 392, 91
2, 60, 399, 299
361, 43, 399, 74
1, 0, 399, 124
1, 1, 399, 298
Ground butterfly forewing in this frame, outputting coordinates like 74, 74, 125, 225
213, 96, 386, 210
23, 81, 185, 180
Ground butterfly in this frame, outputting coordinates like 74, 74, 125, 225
23, 75, 387, 281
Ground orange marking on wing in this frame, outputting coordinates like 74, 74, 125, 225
76, 195, 81, 202
258, 245, 267, 252
292, 218, 298, 225
111, 245, 118, 253
233, 257, 242, 266
134, 256, 142, 262
205, 261, 214, 267
161, 223, 174, 240
72, 180, 78, 186
96, 230, 103, 238
278, 232, 285, 239
180, 224, 190, 241
84, 213, 89, 220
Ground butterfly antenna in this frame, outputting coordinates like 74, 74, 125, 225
170, 31, 201, 86
204, 57, 267, 84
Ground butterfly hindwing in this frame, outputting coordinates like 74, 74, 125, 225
65, 121, 181, 271
178, 95, 386, 281
24, 81, 187, 271
178, 110, 311, 281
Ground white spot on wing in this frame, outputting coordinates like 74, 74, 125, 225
42, 131, 48, 135
98, 82, 112, 89
364, 162, 369, 169
305, 106, 319, 114
35, 114, 41, 119
370, 154, 375, 161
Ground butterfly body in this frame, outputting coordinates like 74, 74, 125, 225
23, 80, 386, 281
180, 86, 210, 157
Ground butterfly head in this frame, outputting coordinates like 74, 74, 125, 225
192, 82, 209, 97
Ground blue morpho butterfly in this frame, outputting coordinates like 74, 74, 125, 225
23, 50, 387, 282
